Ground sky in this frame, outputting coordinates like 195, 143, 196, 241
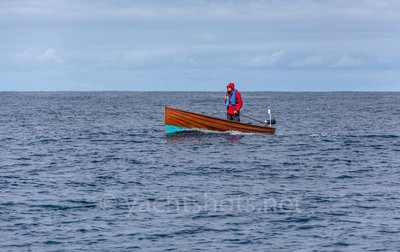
0, 0, 399, 91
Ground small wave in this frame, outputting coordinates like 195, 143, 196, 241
16, 163, 31, 167
191, 128, 258, 136
39, 139, 58, 144
336, 175, 353, 179
356, 204, 377, 209
33, 202, 97, 210
222, 238, 253, 245
43, 240, 62, 245
166, 128, 258, 137
226, 130, 257, 136
360, 134, 400, 139
30, 153, 48, 157
35, 204, 69, 210
310, 133, 329, 137
330, 242, 351, 247
1, 137, 14, 141
271, 216, 320, 223
378, 229, 400, 234
296, 225, 321, 230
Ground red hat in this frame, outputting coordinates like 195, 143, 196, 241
227, 82, 235, 89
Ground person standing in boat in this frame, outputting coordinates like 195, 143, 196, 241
224, 82, 243, 122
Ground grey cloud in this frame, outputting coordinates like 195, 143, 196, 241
2, 0, 400, 23
290, 55, 328, 67
14, 48, 64, 65
242, 50, 287, 68
1, 0, 399, 90
329, 54, 367, 68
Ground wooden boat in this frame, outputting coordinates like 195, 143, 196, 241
164, 106, 276, 134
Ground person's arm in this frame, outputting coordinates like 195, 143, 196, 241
234, 92, 243, 113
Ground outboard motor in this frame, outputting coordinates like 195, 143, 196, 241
264, 107, 276, 126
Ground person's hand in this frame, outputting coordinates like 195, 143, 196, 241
234, 110, 239, 114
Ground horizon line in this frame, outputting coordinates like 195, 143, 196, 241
0, 90, 399, 93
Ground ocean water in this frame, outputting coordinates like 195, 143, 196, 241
1, 91, 399, 251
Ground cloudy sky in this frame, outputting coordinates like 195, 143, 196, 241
0, 0, 399, 91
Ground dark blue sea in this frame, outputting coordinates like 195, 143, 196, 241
1, 92, 399, 251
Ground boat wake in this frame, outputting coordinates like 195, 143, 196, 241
180, 128, 259, 136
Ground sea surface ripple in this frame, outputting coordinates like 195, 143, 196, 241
1, 92, 399, 251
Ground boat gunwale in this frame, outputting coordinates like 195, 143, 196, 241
168, 110, 271, 132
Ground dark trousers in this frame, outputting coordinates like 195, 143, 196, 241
227, 113, 240, 122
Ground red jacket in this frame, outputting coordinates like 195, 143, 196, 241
225, 89, 243, 115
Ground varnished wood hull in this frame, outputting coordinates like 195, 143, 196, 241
164, 106, 276, 134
